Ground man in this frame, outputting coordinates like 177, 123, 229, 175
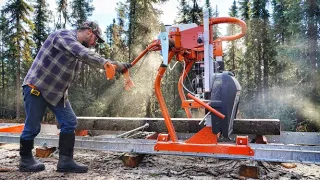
19, 21, 131, 173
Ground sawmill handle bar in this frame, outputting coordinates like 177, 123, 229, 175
210, 17, 247, 42
187, 93, 225, 119
130, 41, 161, 66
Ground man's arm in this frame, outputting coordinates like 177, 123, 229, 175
54, 30, 107, 68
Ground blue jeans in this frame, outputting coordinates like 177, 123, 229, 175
21, 85, 77, 140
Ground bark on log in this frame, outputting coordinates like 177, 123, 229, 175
76, 117, 280, 135
76, 117, 203, 133
233, 119, 280, 135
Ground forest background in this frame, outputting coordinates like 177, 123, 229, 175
0, 0, 319, 132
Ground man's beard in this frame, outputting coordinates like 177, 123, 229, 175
81, 41, 89, 48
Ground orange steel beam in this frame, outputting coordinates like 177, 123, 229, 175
155, 127, 254, 156
185, 127, 218, 144
154, 51, 178, 142
181, 100, 206, 109
0, 124, 24, 133
213, 40, 223, 57
187, 93, 225, 119
178, 60, 194, 118
154, 140, 254, 156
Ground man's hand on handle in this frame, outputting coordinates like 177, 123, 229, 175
112, 61, 132, 73
104, 61, 134, 90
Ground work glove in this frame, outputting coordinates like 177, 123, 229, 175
112, 61, 132, 73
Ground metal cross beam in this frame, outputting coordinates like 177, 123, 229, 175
0, 133, 319, 164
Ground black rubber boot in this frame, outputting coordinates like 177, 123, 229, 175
19, 138, 45, 172
57, 132, 88, 173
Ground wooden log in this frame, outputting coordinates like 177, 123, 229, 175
76, 117, 280, 135
76, 117, 203, 133
233, 119, 280, 135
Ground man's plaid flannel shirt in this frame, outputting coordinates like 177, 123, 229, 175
23, 29, 107, 106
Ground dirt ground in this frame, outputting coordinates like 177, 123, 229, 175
0, 144, 320, 180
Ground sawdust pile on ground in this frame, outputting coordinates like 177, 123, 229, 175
0, 144, 319, 180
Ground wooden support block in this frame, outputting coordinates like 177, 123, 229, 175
145, 132, 159, 140
254, 135, 268, 144
239, 164, 259, 179
75, 130, 88, 136
35, 147, 56, 158
120, 153, 144, 168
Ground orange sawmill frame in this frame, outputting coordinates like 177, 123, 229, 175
104, 17, 253, 156
0, 124, 24, 133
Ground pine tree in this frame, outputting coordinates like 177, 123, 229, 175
127, 0, 167, 59
305, 0, 319, 73
2, 0, 35, 118
70, 0, 94, 28
0, 12, 9, 117
105, 21, 114, 47
226, 0, 239, 72
56, 0, 68, 29
238, 0, 253, 102
176, 0, 190, 24
239, 0, 250, 21
176, 0, 202, 24
226, 0, 239, 71
272, 0, 289, 44
205, 0, 212, 17
190, 0, 202, 24
33, 0, 51, 55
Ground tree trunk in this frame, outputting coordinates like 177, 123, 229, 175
1, 40, 4, 116
15, 56, 20, 119
128, 0, 137, 61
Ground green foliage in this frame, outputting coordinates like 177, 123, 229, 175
70, 0, 94, 28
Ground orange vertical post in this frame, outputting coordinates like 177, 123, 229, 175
154, 51, 178, 142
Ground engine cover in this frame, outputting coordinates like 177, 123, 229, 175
210, 71, 241, 138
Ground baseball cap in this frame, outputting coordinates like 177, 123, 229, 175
80, 21, 105, 43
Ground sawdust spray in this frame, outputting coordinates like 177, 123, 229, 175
237, 38, 320, 131
92, 52, 163, 117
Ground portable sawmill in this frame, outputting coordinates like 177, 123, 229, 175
1, 10, 319, 164
103, 10, 277, 156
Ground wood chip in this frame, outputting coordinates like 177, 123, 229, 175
281, 163, 297, 169
0, 167, 15, 172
